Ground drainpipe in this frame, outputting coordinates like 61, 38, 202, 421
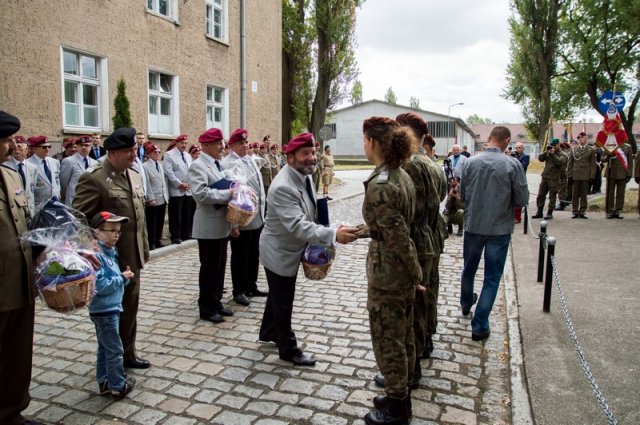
240, 0, 246, 128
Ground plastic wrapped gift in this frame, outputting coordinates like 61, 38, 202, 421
223, 162, 260, 226
302, 244, 336, 280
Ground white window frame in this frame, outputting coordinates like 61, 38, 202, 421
148, 70, 180, 138
205, 0, 228, 43
206, 84, 229, 136
146, 0, 179, 23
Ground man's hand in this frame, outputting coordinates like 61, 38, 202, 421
179, 182, 190, 191
336, 226, 358, 244
147, 199, 157, 207
122, 266, 135, 280
230, 227, 240, 238
78, 250, 101, 270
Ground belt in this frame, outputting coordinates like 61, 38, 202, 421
370, 230, 384, 241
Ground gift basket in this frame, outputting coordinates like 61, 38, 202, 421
302, 243, 336, 280
24, 198, 96, 313
223, 163, 259, 226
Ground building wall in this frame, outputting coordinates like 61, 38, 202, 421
0, 0, 281, 149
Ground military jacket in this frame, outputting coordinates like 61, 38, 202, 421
567, 144, 596, 181
258, 152, 273, 189
363, 165, 422, 292
538, 149, 567, 182
603, 143, 633, 180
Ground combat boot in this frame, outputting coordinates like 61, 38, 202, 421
447, 222, 453, 234
373, 391, 413, 417
365, 396, 410, 425
423, 335, 434, 359
544, 209, 553, 220
531, 208, 544, 219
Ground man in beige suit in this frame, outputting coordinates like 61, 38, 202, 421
567, 132, 596, 218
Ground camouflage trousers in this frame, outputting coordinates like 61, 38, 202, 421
536, 178, 560, 211
368, 283, 415, 399
425, 257, 440, 336
413, 256, 437, 357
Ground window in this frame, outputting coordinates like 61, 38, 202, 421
148, 0, 169, 17
426, 121, 455, 138
206, 85, 227, 132
206, 0, 227, 41
62, 49, 107, 130
148, 71, 179, 135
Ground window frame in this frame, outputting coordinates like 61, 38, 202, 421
148, 69, 180, 138
60, 47, 109, 132
205, 84, 229, 136
205, 0, 228, 43
146, 0, 180, 23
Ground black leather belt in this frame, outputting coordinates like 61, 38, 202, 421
370, 230, 384, 241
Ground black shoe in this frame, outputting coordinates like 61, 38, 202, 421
233, 294, 250, 306
472, 330, 491, 341
123, 357, 151, 369
571, 214, 579, 219
373, 373, 386, 388
218, 307, 234, 317
614, 214, 623, 219
544, 212, 553, 220
456, 227, 463, 236
462, 293, 478, 316
373, 395, 413, 417
422, 336, 434, 359
24, 420, 47, 425
281, 353, 317, 366
411, 361, 421, 389
247, 288, 269, 297
171, 238, 182, 244
579, 214, 588, 219
98, 380, 110, 396
531, 211, 543, 219
200, 313, 225, 323
606, 212, 615, 219
110, 377, 136, 400
156, 242, 165, 248
364, 397, 410, 425
149, 244, 156, 250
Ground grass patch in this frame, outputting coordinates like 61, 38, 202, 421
335, 164, 374, 171
587, 187, 638, 213
527, 160, 544, 174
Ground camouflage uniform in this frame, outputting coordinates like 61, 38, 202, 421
312, 151, 322, 192
258, 152, 273, 194
557, 149, 570, 207
363, 165, 422, 399
534, 147, 567, 216
444, 193, 464, 229
402, 148, 440, 361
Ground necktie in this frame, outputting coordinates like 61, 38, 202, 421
155, 161, 160, 172
84, 157, 89, 169
305, 177, 316, 211
17, 162, 26, 188
215, 160, 221, 171
181, 152, 187, 163
139, 146, 144, 161
42, 159, 52, 183
94, 147, 100, 159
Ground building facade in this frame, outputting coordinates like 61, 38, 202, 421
0, 0, 282, 149
324, 100, 476, 157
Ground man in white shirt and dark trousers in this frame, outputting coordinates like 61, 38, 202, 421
163, 134, 193, 244
221, 129, 269, 307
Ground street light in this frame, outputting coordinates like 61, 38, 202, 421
447, 102, 464, 151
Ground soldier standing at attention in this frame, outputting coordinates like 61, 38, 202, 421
603, 142, 633, 219
73, 127, 151, 370
360, 117, 422, 425
532, 138, 566, 220
319, 145, 335, 200
567, 131, 596, 218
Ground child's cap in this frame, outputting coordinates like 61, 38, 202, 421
91, 211, 130, 229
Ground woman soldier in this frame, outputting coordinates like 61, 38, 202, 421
319, 144, 335, 199
360, 116, 422, 425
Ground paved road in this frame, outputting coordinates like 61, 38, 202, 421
26, 171, 515, 425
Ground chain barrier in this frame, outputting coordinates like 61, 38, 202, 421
524, 206, 542, 239
549, 255, 618, 425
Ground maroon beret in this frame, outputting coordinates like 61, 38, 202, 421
270, 144, 278, 150
145, 143, 160, 155
578, 131, 587, 138
284, 133, 315, 155
14, 135, 26, 144
188, 144, 201, 154
259, 144, 266, 150
28, 135, 49, 147
198, 128, 224, 144
75, 135, 92, 145
62, 137, 76, 148
174, 134, 188, 143
228, 128, 249, 145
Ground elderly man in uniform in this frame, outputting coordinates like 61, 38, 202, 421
53, 137, 77, 162
164, 134, 193, 244
3, 136, 38, 215
60, 135, 97, 206
73, 127, 151, 370
143, 143, 169, 250
222, 129, 269, 305
258, 133, 358, 366
531, 138, 567, 220
567, 132, 596, 219
26, 135, 61, 211
189, 128, 237, 323
0, 111, 45, 425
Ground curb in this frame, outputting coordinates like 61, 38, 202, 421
148, 239, 197, 261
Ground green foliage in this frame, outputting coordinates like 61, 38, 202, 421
351, 80, 363, 104
409, 96, 420, 109
384, 87, 397, 104
112, 78, 132, 130
466, 114, 494, 124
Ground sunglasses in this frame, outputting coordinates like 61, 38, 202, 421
38, 145, 52, 149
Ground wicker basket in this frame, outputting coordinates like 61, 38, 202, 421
227, 204, 256, 226
302, 260, 332, 281
40, 275, 94, 313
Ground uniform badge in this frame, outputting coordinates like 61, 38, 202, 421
377, 171, 389, 184
106, 177, 113, 184
15, 188, 23, 195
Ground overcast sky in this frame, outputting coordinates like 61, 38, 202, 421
350, 0, 523, 123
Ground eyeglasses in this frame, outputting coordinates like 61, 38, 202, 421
99, 229, 121, 235
38, 146, 52, 149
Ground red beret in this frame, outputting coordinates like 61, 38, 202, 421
228, 128, 248, 145
270, 144, 278, 150
578, 131, 587, 138
75, 135, 92, 145
62, 137, 76, 148
145, 143, 159, 154
174, 134, 188, 143
166, 141, 177, 151
284, 133, 315, 155
28, 135, 49, 147
14, 135, 26, 144
198, 128, 224, 144
189, 144, 201, 154
259, 144, 266, 149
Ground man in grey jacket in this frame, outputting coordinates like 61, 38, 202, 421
59, 135, 97, 206
143, 143, 169, 249
258, 133, 358, 366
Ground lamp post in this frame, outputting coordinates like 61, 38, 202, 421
447, 102, 464, 152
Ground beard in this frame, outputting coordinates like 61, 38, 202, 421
293, 159, 316, 175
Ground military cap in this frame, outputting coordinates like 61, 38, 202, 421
104, 128, 136, 151
0, 111, 20, 138
270, 144, 278, 150
198, 128, 224, 144
62, 137, 77, 148
284, 133, 315, 155
28, 135, 49, 147
228, 128, 249, 145
577, 131, 587, 138
188, 144, 201, 155
75, 135, 92, 145
549, 138, 560, 146
145, 143, 160, 155
174, 134, 188, 143
90, 211, 130, 229
14, 135, 26, 144
259, 144, 266, 150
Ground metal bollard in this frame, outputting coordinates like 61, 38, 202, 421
542, 236, 556, 313
523, 206, 529, 235
536, 220, 548, 283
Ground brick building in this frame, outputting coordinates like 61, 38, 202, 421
0, 0, 282, 150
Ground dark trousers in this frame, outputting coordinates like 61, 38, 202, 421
591, 167, 603, 193
230, 227, 262, 295
0, 303, 35, 425
606, 178, 627, 213
571, 180, 589, 214
121, 273, 140, 361
145, 203, 166, 248
168, 195, 193, 241
197, 238, 228, 316
259, 268, 300, 359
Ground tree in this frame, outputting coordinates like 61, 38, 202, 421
351, 79, 363, 104
409, 96, 420, 109
385, 87, 397, 104
466, 114, 495, 124
113, 78, 132, 130
504, 0, 563, 143
308, 0, 362, 137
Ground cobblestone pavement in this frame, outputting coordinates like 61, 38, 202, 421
26, 194, 512, 425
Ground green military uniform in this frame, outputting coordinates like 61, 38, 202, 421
444, 192, 464, 232
567, 144, 596, 216
73, 159, 149, 361
258, 152, 273, 194
0, 166, 35, 425
363, 165, 421, 400
557, 149, 570, 208
402, 148, 440, 365
312, 151, 322, 192
534, 146, 568, 218
269, 152, 281, 181
603, 143, 633, 218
